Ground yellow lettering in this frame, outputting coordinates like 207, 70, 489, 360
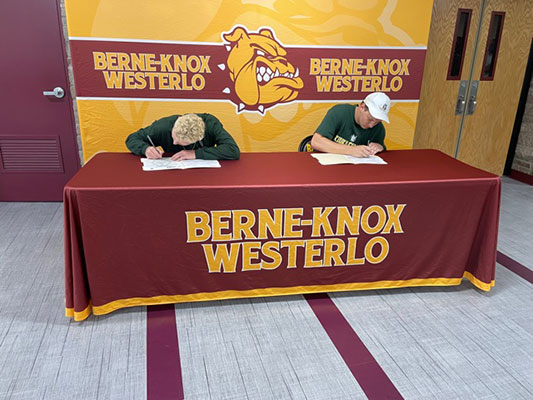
261, 241, 282, 270
361, 205, 386, 234
336, 206, 361, 236
131, 53, 145, 71
316, 76, 333, 92
241, 241, 261, 271
323, 238, 345, 266
232, 210, 257, 240
124, 72, 135, 89
258, 209, 283, 239
93, 52, 106, 70
304, 239, 324, 268
310, 58, 321, 75
284, 208, 303, 238
281, 240, 305, 268
160, 54, 173, 72
117, 53, 130, 71
202, 243, 240, 273
211, 210, 231, 241
311, 207, 335, 237
191, 74, 205, 90
102, 71, 123, 89
106, 52, 118, 70
186, 211, 211, 242
383, 204, 406, 234
346, 237, 365, 265
364, 236, 389, 264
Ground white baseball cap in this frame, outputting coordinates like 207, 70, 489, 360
364, 92, 391, 123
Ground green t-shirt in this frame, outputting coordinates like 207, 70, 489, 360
315, 104, 386, 149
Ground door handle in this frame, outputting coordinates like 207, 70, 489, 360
466, 81, 479, 115
455, 80, 468, 115
43, 86, 65, 99
467, 97, 477, 114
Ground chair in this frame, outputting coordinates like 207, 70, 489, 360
298, 135, 314, 152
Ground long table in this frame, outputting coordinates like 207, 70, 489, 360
64, 150, 500, 321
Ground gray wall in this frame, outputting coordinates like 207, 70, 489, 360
512, 74, 533, 175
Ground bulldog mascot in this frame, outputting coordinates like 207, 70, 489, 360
223, 26, 304, 111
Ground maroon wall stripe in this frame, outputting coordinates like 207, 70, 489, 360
147, 304, 184, 400
497, 251, 533, 283
305, 293, 403, 399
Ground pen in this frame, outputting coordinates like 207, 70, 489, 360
147, 135, 161, 154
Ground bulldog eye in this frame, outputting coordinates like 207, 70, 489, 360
256, 50, 266, 57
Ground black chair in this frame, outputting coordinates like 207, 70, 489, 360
298, 135, 314, 152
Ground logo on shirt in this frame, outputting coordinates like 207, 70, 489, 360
334, 136, 356, 146
222, 26, 304, 114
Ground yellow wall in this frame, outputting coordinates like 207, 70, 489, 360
65, 0, 432, 161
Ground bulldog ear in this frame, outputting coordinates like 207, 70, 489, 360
223, 27, 249, 43
258, 28, 275, 39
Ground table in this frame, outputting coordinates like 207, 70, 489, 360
65, 150, 500, 321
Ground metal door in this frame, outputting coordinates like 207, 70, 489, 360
0, 0, 80, 201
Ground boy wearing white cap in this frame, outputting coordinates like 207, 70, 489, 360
311, 92, 391, 157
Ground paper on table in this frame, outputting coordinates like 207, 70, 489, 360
310, 153, 387, 165
140, 157, 221, 171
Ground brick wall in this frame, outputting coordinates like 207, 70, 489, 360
512, 74, 533, 175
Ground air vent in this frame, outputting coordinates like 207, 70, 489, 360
0, 136, 64, 172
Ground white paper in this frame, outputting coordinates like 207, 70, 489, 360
310, 153, 387, 165
140, 157, 221, 171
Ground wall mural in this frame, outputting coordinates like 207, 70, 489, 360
65, 0, 432, 161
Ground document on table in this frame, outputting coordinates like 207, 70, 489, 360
141, 157, 221, 171
310, 153, 387, 165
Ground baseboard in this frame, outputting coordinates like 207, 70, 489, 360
509, 169, 533, 185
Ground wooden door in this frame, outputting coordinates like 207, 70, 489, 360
414, 0, 533, 175
0, 0, 80, 201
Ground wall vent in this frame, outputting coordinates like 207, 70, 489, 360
0, 136, 64, 172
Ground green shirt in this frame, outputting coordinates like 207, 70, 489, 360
125, 113, 240, 160
315, 104, 386, 150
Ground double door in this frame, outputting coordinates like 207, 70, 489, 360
414, 0, 532, 175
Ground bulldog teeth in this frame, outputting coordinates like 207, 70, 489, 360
264, 73, 271, 82
274, 69, 280, 77
259, 66, 266, 75
257, 73, 262, 83
294, 68, 299, 78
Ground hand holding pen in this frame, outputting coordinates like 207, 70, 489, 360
145, 135, 162, 159
367, 141, 384, 156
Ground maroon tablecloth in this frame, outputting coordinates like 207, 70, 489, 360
65, 150, 500, 321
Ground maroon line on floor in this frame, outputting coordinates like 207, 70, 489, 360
147, 304, 184, 400
497, 251, 533, 283
305, 293, 403, 400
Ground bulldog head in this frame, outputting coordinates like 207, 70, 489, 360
223, 26, 304, 111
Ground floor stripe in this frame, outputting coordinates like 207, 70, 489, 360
497, 251, 533, 283
147, 304, 184, 400
305, 293, 403, 399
